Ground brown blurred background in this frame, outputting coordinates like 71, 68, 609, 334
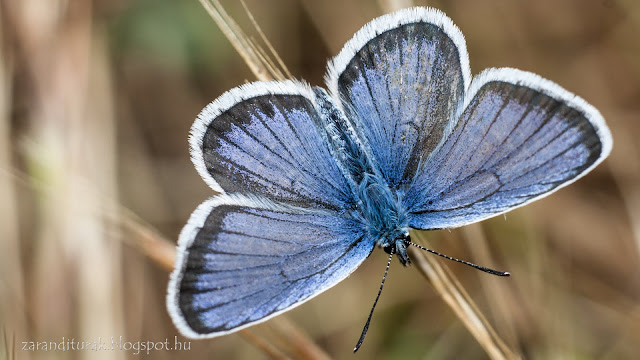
1, 0, 639, 359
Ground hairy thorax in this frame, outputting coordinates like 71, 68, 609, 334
356, 173, 411, 264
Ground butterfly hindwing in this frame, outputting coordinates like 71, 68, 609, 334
191, 80, 355, 211
168, 194, 374, 338
327, 7, 470, 188
405, 68, 612, 230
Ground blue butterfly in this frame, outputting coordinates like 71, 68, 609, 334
167, 6, 612, 348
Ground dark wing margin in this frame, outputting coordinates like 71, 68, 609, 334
326, 7, 471, 188
167, 194, 374, 338
406, 68, 612, 230
190, 80, 354, 211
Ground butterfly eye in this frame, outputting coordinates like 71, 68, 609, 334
382, 244, 395, 255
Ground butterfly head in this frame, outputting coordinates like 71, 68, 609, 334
382, 232, 411, 265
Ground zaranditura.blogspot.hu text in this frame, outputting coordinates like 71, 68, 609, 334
21, 336, 191, 355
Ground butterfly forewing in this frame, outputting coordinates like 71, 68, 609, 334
405, 68, 611, 230
191, 81, 355, 211
327, 8, 470, 188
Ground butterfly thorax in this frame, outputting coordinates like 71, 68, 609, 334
357, 173, 411, 264
313, 87, 411, 265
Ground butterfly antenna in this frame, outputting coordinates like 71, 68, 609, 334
353, 249, 394, 353
409, 242, 510, 277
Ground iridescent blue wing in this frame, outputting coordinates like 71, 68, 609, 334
326, 7, 470, 188
405, 68, 612, 230
190, 80, 354, 211
167, 194, 374, 338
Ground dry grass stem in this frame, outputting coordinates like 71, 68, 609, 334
0, 4, 26, 352
197, 0, 285, 81
267, 318, 333, 360
410, 232, 522, 360
462, 224, 520, 348
238, 330, 293, 360
239, 0, 294, 80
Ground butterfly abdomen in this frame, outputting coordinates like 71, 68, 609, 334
312, 87, 374, 185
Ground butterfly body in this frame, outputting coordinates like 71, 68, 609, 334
314, 86, 411, 263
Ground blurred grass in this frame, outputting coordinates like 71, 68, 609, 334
1, 0, 639, 359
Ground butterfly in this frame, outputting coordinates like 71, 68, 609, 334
167, 6, 612, 349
